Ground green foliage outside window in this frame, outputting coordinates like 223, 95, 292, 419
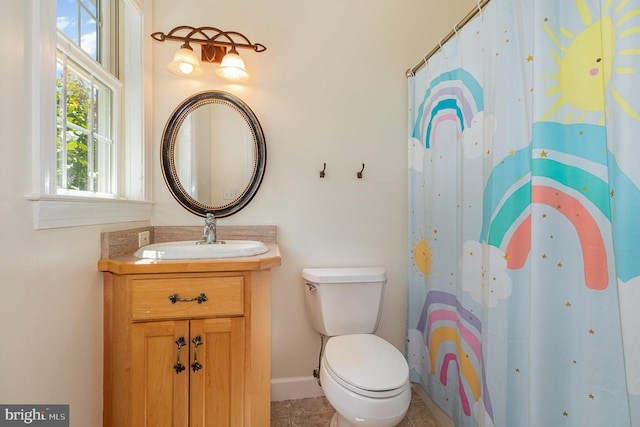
56, 73, 92, 191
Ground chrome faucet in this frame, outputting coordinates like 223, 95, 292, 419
203, 212, 217, 244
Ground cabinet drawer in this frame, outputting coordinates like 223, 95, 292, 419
130, 276, 244, 321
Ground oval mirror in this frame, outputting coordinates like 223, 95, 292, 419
161, 91, 266, 217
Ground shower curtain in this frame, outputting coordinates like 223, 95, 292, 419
407, 0, 640, 425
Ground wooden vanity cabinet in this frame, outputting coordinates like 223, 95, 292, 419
101, 267, 274, 427
130, 316, 244, 426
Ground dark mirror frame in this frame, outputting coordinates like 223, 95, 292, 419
161, 90, 267, 218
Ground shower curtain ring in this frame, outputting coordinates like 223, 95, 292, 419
438, 38, 447, 58
477, 0, 483, 16
453, 24, 459, 38
419, 54, 428, 72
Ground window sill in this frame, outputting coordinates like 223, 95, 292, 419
25, 193, 153, 230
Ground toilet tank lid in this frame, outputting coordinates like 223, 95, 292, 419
302, 267, 386, 284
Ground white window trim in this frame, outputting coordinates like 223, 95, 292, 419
26, 0, 152, 230
25, 193, 153, 229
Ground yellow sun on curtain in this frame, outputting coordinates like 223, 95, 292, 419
540, 0, 640, 123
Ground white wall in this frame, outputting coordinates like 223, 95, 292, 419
0, 3, 140, 425
150, 0, 476, 384
0, 0, 475, 425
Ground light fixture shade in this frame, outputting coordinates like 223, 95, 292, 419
215, 51, 250, 82
167, 46, 205, 78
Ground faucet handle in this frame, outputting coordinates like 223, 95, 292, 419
205, 212, 216, 225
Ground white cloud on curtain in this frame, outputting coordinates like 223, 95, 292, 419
407, 0, 640, 425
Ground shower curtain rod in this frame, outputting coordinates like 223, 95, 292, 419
406, 0, 492, 77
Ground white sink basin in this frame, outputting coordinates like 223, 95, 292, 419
134, 240, 269, 260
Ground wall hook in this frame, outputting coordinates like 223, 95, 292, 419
319, 163, 327, 178
357, 163, 365, 179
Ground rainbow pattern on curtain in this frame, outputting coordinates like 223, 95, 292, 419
407, 0, 640, 426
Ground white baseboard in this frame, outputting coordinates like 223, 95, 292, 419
271, 376, 324, 401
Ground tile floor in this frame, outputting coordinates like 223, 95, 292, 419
270, 383, 442, 426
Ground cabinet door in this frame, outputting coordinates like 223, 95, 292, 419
190, 317, 245, 427
131, 320, 190, 427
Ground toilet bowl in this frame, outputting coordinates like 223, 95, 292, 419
301, 268, 411, 427
320, 334, 411, 427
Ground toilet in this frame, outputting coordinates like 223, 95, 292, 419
302, 267, 411, 427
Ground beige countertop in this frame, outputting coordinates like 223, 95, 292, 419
98, 243, 281, 274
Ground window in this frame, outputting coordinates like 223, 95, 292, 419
27, 0, 151, 229
56, 45, 119, 195
56, 0, 119, 195
56, 0, 102, 63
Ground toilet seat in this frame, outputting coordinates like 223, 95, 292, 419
323, 334, 409, 399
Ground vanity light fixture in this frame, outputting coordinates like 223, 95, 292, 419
151, 26, 266, 82
167, 42, 205, 78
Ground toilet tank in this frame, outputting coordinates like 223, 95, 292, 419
302, 267, 387, 336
